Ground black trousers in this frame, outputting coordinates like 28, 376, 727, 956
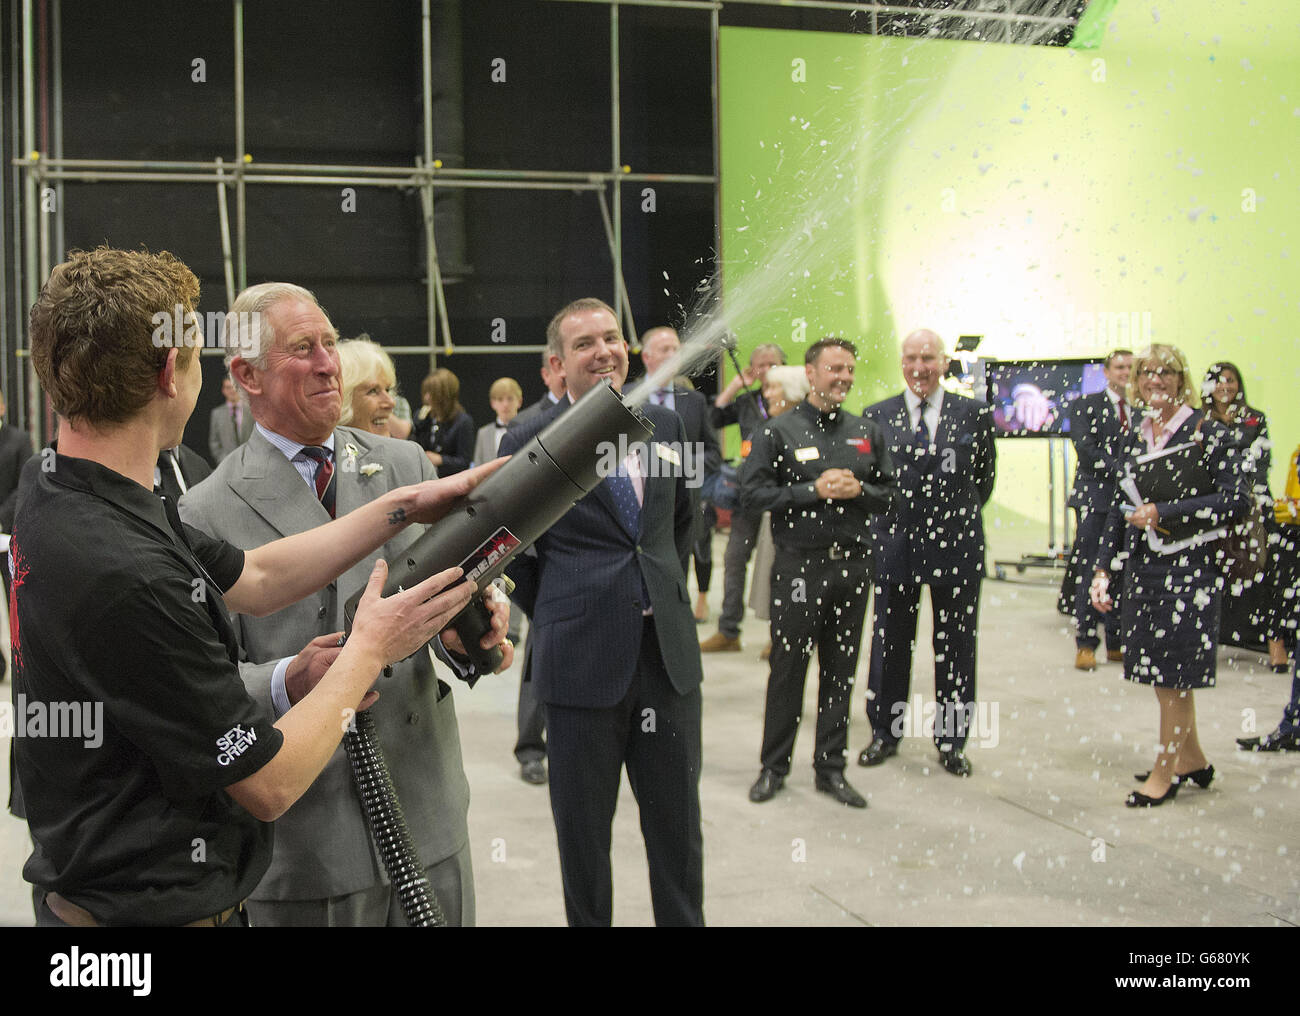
718, 509, 763, 638
513, 628, 547, 765
544, 617, 703, 927
514, 669, 547, 764
1071, 503, 1122, 650
760, 547, 871, 776
866, 579, 981, 753
693, 502, 716, 593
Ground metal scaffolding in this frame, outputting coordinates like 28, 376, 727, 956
7, 0, 1078, 441
6, 0, 724, 441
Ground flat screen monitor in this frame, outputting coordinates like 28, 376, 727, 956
980, 358, 1107, 438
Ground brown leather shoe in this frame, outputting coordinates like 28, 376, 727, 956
1075, 648, 1097, 671
700, 632, 742, 653
759, 641, 771, 660
1106, 648, 1123, 663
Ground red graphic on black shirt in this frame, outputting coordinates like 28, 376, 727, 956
8, 534, 27, 676
847, 437, 872, 454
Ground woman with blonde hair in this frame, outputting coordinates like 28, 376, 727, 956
337, 337, 399, 437
1091, 344, 1251, 806
411, 367, 475, 476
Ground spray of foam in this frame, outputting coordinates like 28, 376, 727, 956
622, 0, 1083, 404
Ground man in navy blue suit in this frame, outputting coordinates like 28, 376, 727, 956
858, 329, 996, 778
1065, 349, 1133, 670
501, 298, 704, 927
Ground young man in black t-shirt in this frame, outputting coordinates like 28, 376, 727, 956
13, 247, 511, 926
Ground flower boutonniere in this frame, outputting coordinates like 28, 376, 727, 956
360, 462, 383, 477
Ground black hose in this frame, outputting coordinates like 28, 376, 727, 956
342, 710, 446, 927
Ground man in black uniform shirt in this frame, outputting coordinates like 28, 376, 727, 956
12, 247, 509, 926
742, 338, 896, 808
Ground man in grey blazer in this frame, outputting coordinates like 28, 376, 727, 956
208, 376, 254, 465
182, 282, 507, 926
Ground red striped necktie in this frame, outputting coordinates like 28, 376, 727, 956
300, 446, 336, 518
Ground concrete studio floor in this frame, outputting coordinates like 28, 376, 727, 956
1, 547, 1297, 927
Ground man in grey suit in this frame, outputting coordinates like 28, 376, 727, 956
208, 376, 254, 465
182, 282, 509, 926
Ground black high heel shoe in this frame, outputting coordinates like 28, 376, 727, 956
1126, 782, 1181, 807
1133, 764, 1214, 789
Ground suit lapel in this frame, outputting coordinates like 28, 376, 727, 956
640, 456, 676, 538
229, 430, 332, 541
889, 394, 910, 441
935, 394, 959, 448
332, 430, 399, 600
1168, 409, 1204, 445
331, 432, 378, 521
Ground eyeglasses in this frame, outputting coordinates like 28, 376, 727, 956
1140, 368, 1179, 379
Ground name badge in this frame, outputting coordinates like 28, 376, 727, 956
794, 446, 820, 462
655, 444, 681, 465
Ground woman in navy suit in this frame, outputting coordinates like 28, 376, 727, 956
1091, 345, 1251, 807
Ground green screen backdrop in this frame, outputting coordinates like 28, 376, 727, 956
719, 1, 1298, 541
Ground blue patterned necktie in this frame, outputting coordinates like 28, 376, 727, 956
607, 466, 652, 607
606, 468, 641, 535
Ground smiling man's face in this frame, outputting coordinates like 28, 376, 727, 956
236, 297, 342, 444
552, 307, 628, 400
900, 330, 946, 400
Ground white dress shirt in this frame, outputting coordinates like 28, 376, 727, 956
903, 386, 945, 442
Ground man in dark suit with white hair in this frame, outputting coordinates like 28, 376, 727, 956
859, 329, 996, 778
